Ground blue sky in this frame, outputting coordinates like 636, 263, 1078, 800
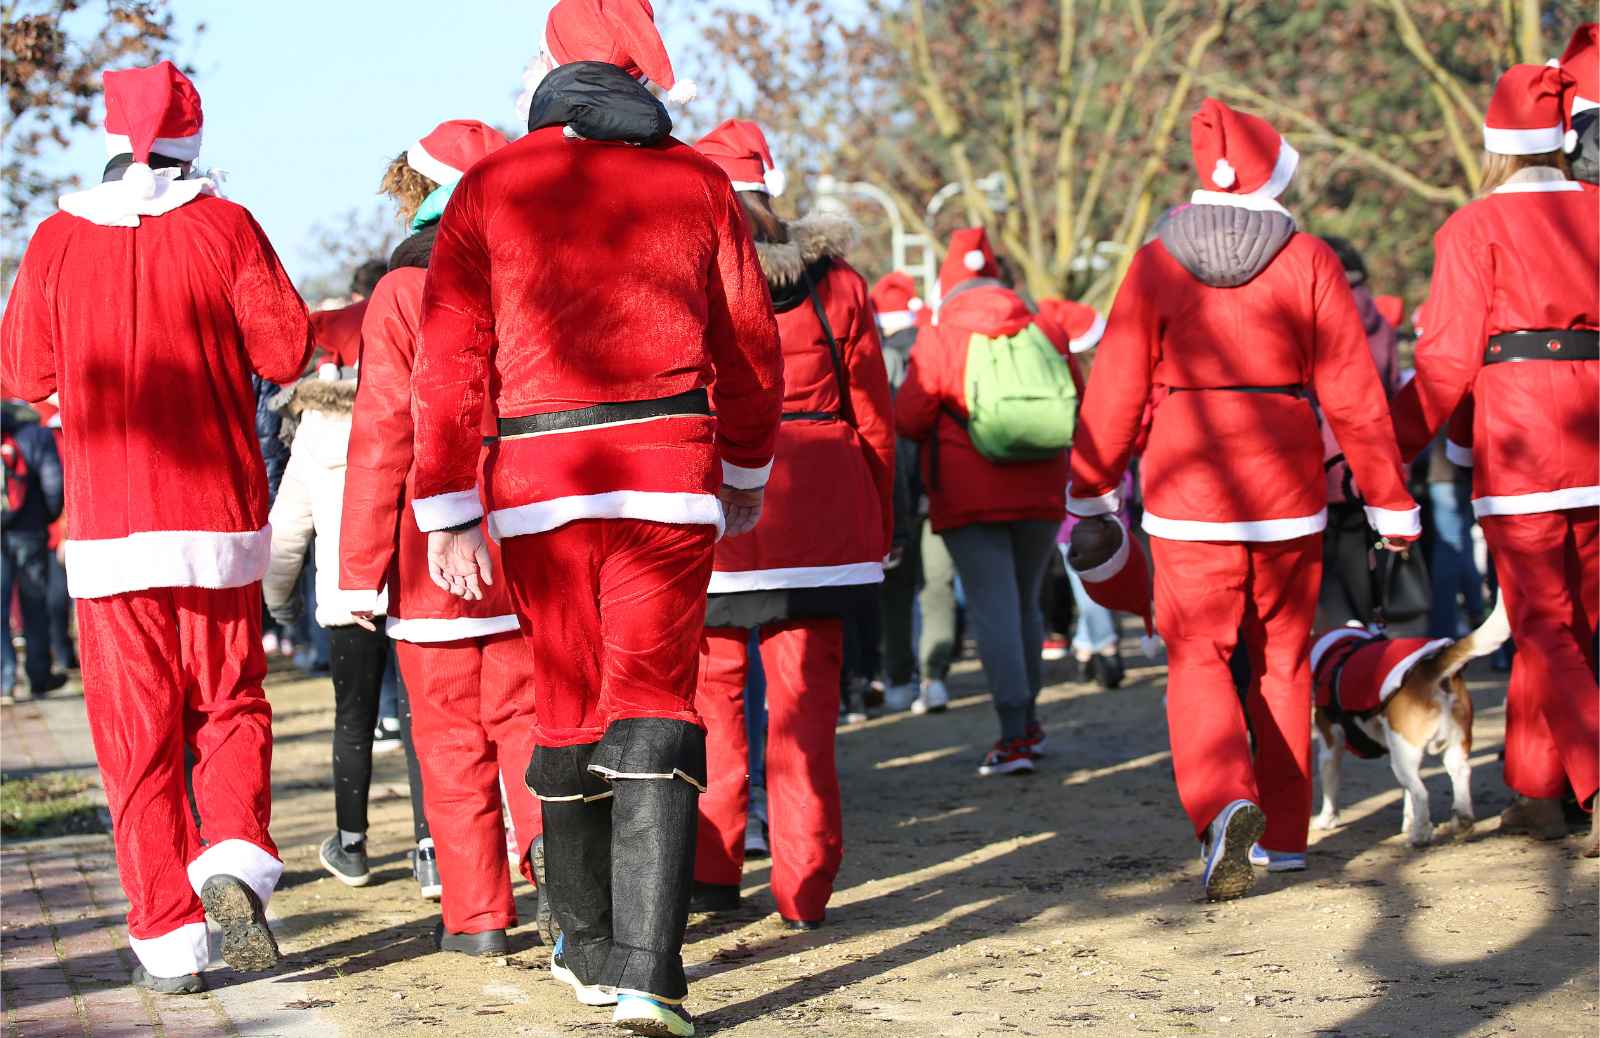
41, 0, 707, 285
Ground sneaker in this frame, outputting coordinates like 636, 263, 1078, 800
319, 834, 371, 887
1201, 800, 1266, 902
413, 839, 442, 900
863, 680, 885, 711
688, 881, 740, 913
530, 836, 558, 948
261, 631, 280, 656
614, 993, 695, 1036
1499, 796, 1567, 840
1095, 652, 1125, 690
1041, 636, 1068, 661
31, 672, 69, 697
1247, 844, 1307, 872
199, 875, 281, 972
882, 682, 917, 712
1022, 720, 1049, 757
551, 933, 617, 1006
977, 739, 1036, 777
131, 964, 206, 994
371, 716, 402, 754
911, 679, 949, 715
433, 921, 508, 956
840, 685, 868, 725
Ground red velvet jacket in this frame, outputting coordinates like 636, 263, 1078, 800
1, 195, 310, 598
1069, 227, 1416, 541
894, 281, 1082, 533
709, 218, 895, 593
409, 126, 784, 537
338, 266, 519, 641
1391, 173, 1598, 516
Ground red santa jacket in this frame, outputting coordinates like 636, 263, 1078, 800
1, 195, 311, 598
409, 125, 784, 538
1069, 220, 1417, 541
1391, 171, 1599, 516
894, 282, 1083, 533
708, 217, 895, 597
310, 299, 368, 370
339, 264, 520, 642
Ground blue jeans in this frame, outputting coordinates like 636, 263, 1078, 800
1060, 547, 1119, 654
1427, 480, 1484, 638
1, 531, 53, 691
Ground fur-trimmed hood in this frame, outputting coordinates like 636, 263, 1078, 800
754, 213, 858, 292
271, 373, 357, 449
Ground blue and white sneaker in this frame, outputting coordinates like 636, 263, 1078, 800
1248, 844, 1307, 873
551, 933, 617, 1007
614, 993, 695, 1036
1201, 800, 1266, 902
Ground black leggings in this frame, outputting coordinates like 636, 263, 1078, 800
328, 624, 428, 840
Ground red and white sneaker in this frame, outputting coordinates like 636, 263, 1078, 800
978, 739, 1037, 777
1022, 720, 1049, 757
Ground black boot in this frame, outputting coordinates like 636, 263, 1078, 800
589, 718, 705, 1003
528, 742, 614, 988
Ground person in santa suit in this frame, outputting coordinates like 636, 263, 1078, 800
1068, 98, 1417, 901
337, 118, 549, 956
409, 4, 782, 1033
686, 118, 895, 930
895, 228, 1085, 776
309, 260, 387, 371
1390, 63, 1599, 858
0, 62, 310, 991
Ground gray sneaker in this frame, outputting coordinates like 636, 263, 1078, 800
319, 834, 370, 887
412, 840, 442, 900
131, 965, 205, 994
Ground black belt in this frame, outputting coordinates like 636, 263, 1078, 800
1485, 330, 1599, 364
782, 411, 838, 422
496, 388, 709, 438
1167, 384, 1306, 398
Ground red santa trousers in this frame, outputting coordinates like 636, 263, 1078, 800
695, 620, 845, 923
500, 519, 715, 747
76, 584, 281, 977
394, 630, 542, 934
1481, 508, 1599, 807
1151, 535, 1321, 854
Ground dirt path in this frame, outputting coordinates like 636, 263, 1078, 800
250, 652, 1597, 1038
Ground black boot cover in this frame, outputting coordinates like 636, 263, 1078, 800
590, 718, 707, 1003
528, 742, 614, 986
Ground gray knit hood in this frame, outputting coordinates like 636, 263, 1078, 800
1156, 203, 1296, 288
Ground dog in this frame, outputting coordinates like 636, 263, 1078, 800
1310, 597, 1510, 847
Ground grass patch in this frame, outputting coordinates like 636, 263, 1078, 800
1, 771, 105, 838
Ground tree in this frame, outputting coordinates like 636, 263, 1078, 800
2, 0, 195, 281
296, 204, 403, 305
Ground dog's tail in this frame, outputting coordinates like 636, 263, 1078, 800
1417, 594, 1512, 686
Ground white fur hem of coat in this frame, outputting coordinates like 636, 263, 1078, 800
65, 527, 271, 599
1142, 509, 1327, 542
1472, 484, 1600, 517
707, 560, 884, 594
127, 922, 210, 979
385, 614, 522, 643
187, 839, 282, 910
488, 491, 726, 540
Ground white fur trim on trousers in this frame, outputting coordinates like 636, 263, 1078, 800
127, 922, 210, 979
187, 838, 283, 911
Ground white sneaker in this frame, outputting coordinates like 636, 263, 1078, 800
1248, 843, 1307, 872
911, 679, 949, 715
371, 716, 402, 754
1201, 800, 1266, 901
883, 682, 917, 712
745, 787, 770, 857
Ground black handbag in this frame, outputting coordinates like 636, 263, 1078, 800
1327, 452, 1432, 626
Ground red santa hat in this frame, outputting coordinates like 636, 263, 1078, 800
407, 120, 512, 187
1558, 23, 1599, 120
871, 272, 924, 319
1483, 64, 1571, 155
544, 0, 695, 104
1037, 298, 1105, 354
938, 227, 999, 298
1189, 98, 1299, 211
1374, 294, 1405, 330
693, 119, 786, 196
102, 60, 203, 198
1069, 519, 1158, 653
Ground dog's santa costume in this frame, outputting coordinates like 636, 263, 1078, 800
409, 1, 782, 1017
0, 63, 310, 980
688, 119, 895, 927
1069, 99, 1417, 859
1310, 629, 1453, 758
1391, 63, 1599, 811
337, 119, 543, 941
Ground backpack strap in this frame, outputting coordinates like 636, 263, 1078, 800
800, 266, 853, 426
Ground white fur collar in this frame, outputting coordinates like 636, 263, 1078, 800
58, 168, 216, 228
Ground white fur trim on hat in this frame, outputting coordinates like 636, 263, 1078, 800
1068, 313, 1107, 354
406, 141, 462, 188
1211, 158, 1236, 188
1259, 138, 1300, 200
963, 249, 987, 272
1071, 520, 1131, 583
667, 79, 697, 105
1483, 122, 1565, 155
104, 130, 202, 163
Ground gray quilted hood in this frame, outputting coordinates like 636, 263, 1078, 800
1156, 203, 1296, 288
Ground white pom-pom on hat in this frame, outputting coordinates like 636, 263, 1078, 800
667, 79, 697, 105
1140, 633, 1165, 659
907, 297, 924, 312
1566, 128, 1580, 154
763, 165, 787, 197
123, 161, 159, 199
963, 249, 987, 272
1211, 158, 1237, 189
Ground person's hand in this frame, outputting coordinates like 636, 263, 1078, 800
1378, 534, 1419, 554
350, 610, 377, 632
718, 484, 765, 537
883, 545, 905, 571
428, 525, 493, 600
1067, 514, 1122, 572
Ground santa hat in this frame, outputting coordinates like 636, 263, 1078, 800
1189, 98, 1299, 212
407, 120, 511, 187
1483, 64, 1571, 155
693, 119, 786, 196
544, 0, 695, 104
102, 60, 203, 199
1374, 294, 1405, 329
1558, 23, 1599, 122
938, 227, 999, 298
1038, 298, 1105, 354
1069, 519, 1159, 656
871, 271, 924, 323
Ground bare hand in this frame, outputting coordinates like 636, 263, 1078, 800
718, 484, 765, 537
350, 610, 377, 632
1378, 535, 1417, 554
428, 525, 494, 600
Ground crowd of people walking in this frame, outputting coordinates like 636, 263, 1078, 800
1, 5, 1595, 1035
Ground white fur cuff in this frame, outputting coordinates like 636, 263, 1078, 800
413, 489, 485, 532
721, 459, 773, 490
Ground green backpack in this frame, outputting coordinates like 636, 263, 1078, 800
958, 321, 1078, 463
